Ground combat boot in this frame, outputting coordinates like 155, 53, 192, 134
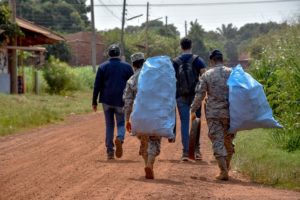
226, 154, 233, 170
144, 155, 155, 179
216, 157, 229, 181
142, 154, 148, 166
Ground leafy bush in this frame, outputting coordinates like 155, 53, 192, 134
249, 23, 300, 151
43, 57, 81, 94
45, 41, 72, 62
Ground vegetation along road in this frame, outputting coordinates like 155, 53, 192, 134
0, 112, 299, 200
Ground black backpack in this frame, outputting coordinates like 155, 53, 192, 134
174, 55, 199, 96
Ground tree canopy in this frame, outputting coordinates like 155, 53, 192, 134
14, 0, 91, 34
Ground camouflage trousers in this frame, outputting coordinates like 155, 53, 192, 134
207, 118, 236, 158
138, 135, 161, 162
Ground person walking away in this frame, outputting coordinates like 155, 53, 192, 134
92, 44, 134, 160
123, 52, 162, 179
190, 49, 235, 181
173, 37, 206, 161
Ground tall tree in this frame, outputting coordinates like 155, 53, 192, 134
187, 20, 209, 61
14, 0, 90, 33
217, 23, 238, 40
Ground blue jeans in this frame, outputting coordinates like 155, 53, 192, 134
176, 96, 201, 156
102, 103, 125, 154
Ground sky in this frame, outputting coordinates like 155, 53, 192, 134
89, 0, 300, 36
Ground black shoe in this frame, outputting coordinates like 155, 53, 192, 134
107, 153, 114, 160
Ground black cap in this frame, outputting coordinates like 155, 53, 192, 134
108, 44, 120, 57
209, 49, 223, 60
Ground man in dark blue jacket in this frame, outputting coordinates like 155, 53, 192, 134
173, 38, 206, 161
92, 44, 134, 160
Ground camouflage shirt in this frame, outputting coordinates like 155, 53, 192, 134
191, 64, 232, 119
123, 68, 141, 121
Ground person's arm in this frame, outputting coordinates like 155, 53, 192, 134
92, 65, 104, 111
123, 79, 135, 121
191, 74, 208, 113
195, 57, 207, 76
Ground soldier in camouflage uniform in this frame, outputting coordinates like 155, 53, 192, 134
123, 52, 161, 179
190, 50, 235, 181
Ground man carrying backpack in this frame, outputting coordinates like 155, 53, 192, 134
173, 38, 206, 161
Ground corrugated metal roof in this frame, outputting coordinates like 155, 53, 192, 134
16, 17, 64, 42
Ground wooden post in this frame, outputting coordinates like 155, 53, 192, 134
9, 0, 18, 94
120, 0, 126, 56
90, 0, 96, 72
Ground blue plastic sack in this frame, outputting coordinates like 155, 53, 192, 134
131, 56, 176, 138
227, 64, 282, 133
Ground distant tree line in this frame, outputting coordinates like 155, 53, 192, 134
1, 0, 288, 64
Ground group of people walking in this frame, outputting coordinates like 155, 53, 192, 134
92, 37, 235, 181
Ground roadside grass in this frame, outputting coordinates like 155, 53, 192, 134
23, 66, 95, 94
0, 91, 94, 136
233, 129, 300, 191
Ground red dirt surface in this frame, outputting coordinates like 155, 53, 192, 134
1, 112, 299, 200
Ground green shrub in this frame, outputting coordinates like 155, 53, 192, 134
249, 23, 300, 152
43, 57, 81, 94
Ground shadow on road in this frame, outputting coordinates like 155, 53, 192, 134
190, 175, 260, 188
158, 159, 209, 165
96, 159, 140, 164
129, 177, 184, 185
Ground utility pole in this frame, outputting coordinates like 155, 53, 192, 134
185, 20, 188, 37
145, 2, 149, 57
120, 0, 126, 58
165, 16, 168, 27
90, 0, 97, 73
9, 0, 18, 94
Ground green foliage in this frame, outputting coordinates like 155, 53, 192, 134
250, 23, 300, 152
233, 130, 300, 190
101, 27, 180, 61
14, 0, 90, 33
188, 20, 209, 61
43, 57, 81, 94
0, 2, 23, 43
0, 91, 92, 136
45, 41, 72, 62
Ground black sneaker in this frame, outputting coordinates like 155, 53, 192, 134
195, 152, 202, 160
181, 155, 189, 162
107, 153, 114, 160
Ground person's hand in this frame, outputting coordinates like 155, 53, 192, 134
92, 105, 97, 112
126, 120, 131, 133
190, 112, 196, 121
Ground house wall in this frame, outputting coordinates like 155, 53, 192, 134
0, 46, 10, 93
65, 32, 105, 66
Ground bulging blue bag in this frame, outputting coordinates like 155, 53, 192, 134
131, 56, 176, 138
227, 64, 282, 133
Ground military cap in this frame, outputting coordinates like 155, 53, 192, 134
131, 52, 145, 63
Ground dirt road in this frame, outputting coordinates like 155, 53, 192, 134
0, 112, 299, 200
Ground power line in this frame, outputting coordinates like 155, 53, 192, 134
93, 0, 300, 7
97, 0, 122, 22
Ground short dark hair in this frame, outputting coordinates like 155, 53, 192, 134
209, 49, 223, 62
132, 59, 144, 69
180, 37, 192, 50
